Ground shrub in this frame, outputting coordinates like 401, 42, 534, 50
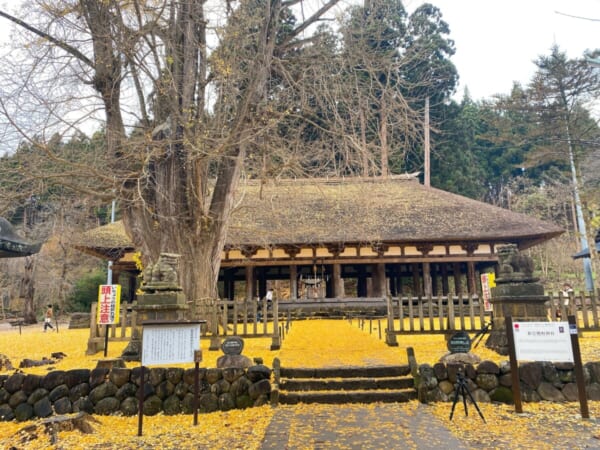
66, 269, 108, 312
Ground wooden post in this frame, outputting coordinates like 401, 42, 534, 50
422, 263, 432, 298
332, 263, 344, 298
289, 265, 298, 300
271, 298, 281, 350
374, 263, 387, 297
385, 295, 398, 346
467, 261, 477, 295
441, 263, 449, 296
245, 267, 255, 302
505, 316, 523, 413
137, 365, 145, 436
568, 315, 589, 419
453, 263, 462, 295
411, 264, 421, 297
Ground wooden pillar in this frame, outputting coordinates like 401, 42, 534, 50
332, 263, 344, 298
258, 268, 267, 300
245, 266, 255, 301
223, 269, 235, 300
411, 264, 421, 296
422, 262, 432, 297
431, 263, 438, 296
357, 265, 367, 297
453, 262, 462, 295
389, 266, 396, 296
372, 263, 387, 297
396, 264, 404, 296
467, 261, 477, 295
289, 265, 298, 300
441, 263, 449, 295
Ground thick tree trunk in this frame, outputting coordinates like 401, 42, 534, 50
21, 256, 36, 324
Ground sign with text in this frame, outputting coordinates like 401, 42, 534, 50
448, 331, 472, 354
141, 322, 201, 366
97, 284, 121, 325
512, 321, 573, 362
480, 273, 495, 312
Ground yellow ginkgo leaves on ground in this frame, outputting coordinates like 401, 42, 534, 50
2, 319, 600, 449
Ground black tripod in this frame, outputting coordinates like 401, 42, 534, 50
472, 320, 493, 349
449, 370, 486, 423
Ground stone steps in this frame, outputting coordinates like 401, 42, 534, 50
275, 365, 416, 405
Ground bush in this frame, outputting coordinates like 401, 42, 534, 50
66, 269, 108, 312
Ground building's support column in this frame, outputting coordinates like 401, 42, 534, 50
396, 264, 404, 296
422, 262, 432, 297
289, 265, 298, 300
245, 267, 255, 301
411, 264, 421, 296
332, 263, 344, 298
467, 261, 477, 295
357, 265, 368, 297
223, 269, 235, 300
431, 263, 439, 296
258, 268, 267, 300
372, 263, 387, 297
441, 263, 449, 296
453, 263, 463, 295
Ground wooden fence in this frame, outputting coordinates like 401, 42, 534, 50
385, 291, 600, 337
86, 290, 600, 354
546, 290, 600, 329
86, 298, 285, 354
86, 302, 135, 354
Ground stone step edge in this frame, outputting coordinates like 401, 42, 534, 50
280, 376, 413, 382
280, 379, 414, 391
279, 391, 417, 404
280, 366, 411, 378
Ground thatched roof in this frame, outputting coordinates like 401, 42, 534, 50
72, 220, 135, 260
74, 176, 563, 258
226, 177, 563, 248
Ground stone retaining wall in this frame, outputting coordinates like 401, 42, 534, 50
416, 360, 600, 404
0, 365, 272, 422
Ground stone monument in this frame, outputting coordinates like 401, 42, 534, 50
485, 244, 549, 355
216, 336, 252, 369
121, 253, 189, 361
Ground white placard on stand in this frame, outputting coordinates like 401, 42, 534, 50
511, 321, 573, 362
141, 322, 201, 366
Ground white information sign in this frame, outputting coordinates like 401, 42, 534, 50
141, 323, 201, 366
512, 321, 573, 363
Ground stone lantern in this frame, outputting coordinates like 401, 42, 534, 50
485, 244, 549, 355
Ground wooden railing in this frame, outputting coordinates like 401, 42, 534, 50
85, 290, 600, 353
547, 290, 600, 329
86, 298, 285, 354
86, 302, 136, 354
386, 294, 489, 335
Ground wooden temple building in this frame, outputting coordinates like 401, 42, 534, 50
74, 176, 563, 304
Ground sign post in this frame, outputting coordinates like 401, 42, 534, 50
480, 273, 495, 313
137, 321, 204, 436
97, 284, 121, 357
506, 316, 588, 418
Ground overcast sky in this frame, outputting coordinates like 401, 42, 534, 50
0, 0, 598, 103
410, 0, 600, 100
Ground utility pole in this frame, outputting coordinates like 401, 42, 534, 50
424, 96, 430, 187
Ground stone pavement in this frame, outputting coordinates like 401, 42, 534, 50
260, 402, 470, 450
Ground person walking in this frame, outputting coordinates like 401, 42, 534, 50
44, 304, 54, 332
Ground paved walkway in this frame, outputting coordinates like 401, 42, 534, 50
261, 403, 470, 450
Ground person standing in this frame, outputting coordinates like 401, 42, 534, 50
44, 304, 54, 332
266, 288, 274, 311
